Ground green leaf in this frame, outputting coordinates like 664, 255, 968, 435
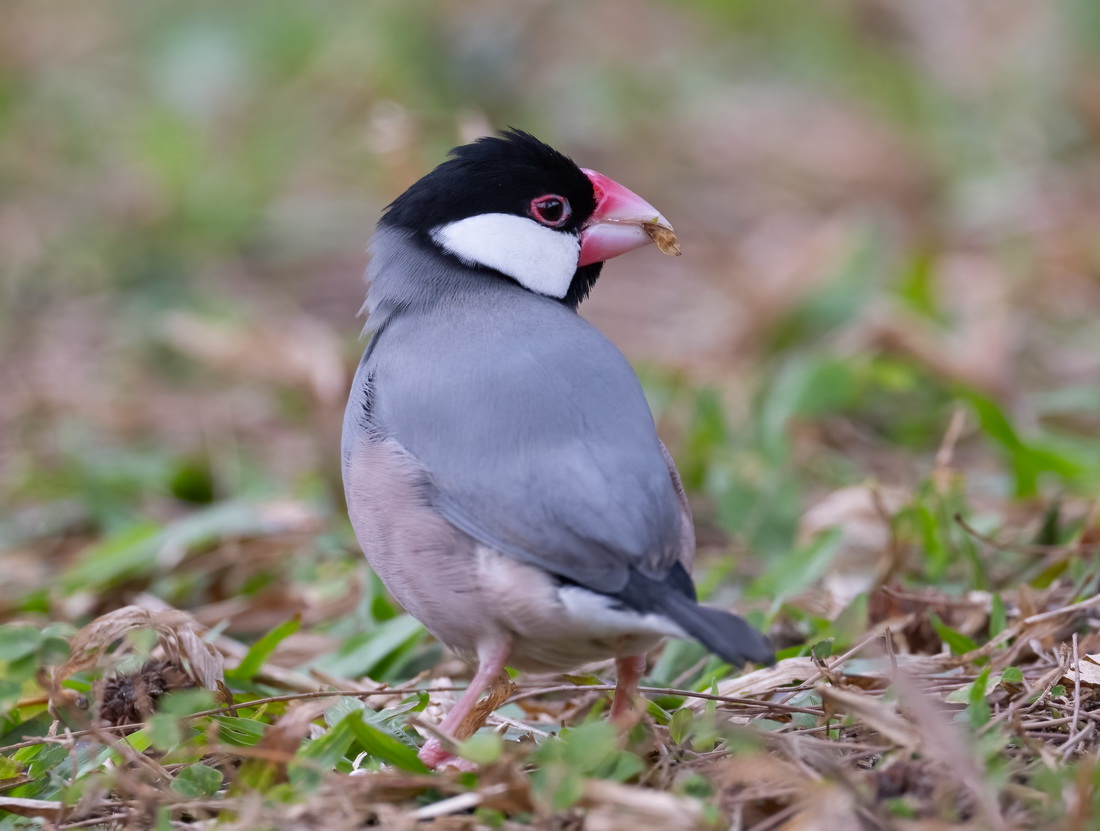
315, 615, 425, 679
560, 721, 619, 771
645, 698, 674, 725
61, 522, 162, 593
149, 714, 183, 752
345, 712, 427, 773
459, 732, 503, 766
967, 668, 993, 726
375, 692, 429, 722
294, 716, 356, 769
155, 806, 174, 831
1003, 667, 1024, 684
601, 750, 644, 782
23, 744, 68, 782
989, 594, 1006, 639
928, 613, 978, 655
750, 527, 844, 601
0, 679, 24, 711
1030, 558, 1069, 590
37, 636, 71, 666
324, 696, 366, 727
896, 250, 938, 317
226, 615, 301, 682
1034, 498, 1063, 546
159, 689, 215, 716
171, 763, 223, 798
753, 718, 787, 731
680, 387, 730, 489
212, 716, 267, 746
791, 712, 819, 729
0, 755, 23, 779
62, 502, 304, 593
757, 357, 860, 463
0, 625, 42, 661
811, 638, 834, 660
967, 393, 1022, 450
121, 729, 152, 755
543, 768, 584, 813
474, 807, 507, 828
669, 707, 693, 745
264, 713, 356, 792
945, 672, 1002, 705
966, 393, 1087, 498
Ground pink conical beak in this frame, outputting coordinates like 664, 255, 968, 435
578, 169, 679, 267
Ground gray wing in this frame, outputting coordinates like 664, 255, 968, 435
659, 439, 696, 574
345, 291, 687, 596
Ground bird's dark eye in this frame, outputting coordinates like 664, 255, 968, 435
530, 195, 571, 228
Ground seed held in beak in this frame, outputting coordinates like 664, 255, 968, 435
643, 223, 681, 257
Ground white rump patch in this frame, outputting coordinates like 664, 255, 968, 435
432, 213, 580, 298
557, 585, 686, 640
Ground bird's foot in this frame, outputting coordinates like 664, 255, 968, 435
610, 699, 645, 729
418, 737, 479, 771
609, 653, 647, 726
418, 737, 452, 768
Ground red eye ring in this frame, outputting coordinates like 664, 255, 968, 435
530, 194, 571, 228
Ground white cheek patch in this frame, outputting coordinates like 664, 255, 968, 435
431, 213, 580, 298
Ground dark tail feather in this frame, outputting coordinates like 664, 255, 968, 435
659, 592, 775, 667
609, 564, 774, 667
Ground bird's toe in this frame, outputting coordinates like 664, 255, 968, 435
418, 738, 479, 771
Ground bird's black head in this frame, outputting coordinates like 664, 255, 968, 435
383, 129, 597, 237
378, 129, 676, 308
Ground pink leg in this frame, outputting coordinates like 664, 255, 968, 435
609, 654, 647, 724
419, 640, 510, 768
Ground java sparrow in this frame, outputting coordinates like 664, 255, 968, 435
342, 130, 773, 766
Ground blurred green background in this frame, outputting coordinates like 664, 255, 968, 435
3, 0, 1100, 633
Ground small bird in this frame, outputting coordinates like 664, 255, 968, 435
343, 130, 773, 766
